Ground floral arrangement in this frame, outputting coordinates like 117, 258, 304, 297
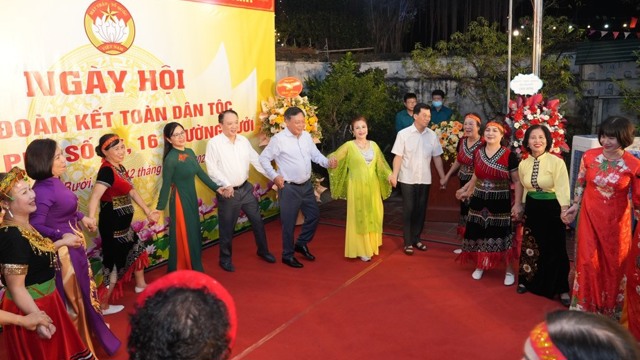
508, 94, 569, 158
430, 120, 463, 161
259, 95, 322, 142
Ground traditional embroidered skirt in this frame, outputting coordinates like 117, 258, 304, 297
458, 178, 516, 269
98, 198, 148, 300
457, 177, 471, 239
517, 193, 570, 298
2, 278, 95, 360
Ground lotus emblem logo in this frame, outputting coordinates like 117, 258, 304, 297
84, 0, 135, 55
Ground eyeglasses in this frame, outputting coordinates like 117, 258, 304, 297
171, 131, 186, 138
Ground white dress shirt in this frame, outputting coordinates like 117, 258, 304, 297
258, 128, 329, 183
205, 133, 268, 187
391, 124, 443, 185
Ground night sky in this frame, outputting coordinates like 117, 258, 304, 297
545, 0, 640, 31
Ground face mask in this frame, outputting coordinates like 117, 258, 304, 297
432, 101, 442, 108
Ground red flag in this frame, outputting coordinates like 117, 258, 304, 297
630, 17, 638, 29
613, 31, 620, 39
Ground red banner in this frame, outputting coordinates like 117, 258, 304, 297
185, 0, 274, 11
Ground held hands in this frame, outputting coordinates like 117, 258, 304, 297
455, 187, 471, 201
561, 204, 578, 224
439, 176, 448, 190
511, 203, 524, 221
328, 158, 338, 169
274, 175, 285, 190
36, 323, 56, 339
216, 186, 234, 199
21, 311, 53, 331
147, 210, 161, 224
61, 233, 83, 248
81, 216, 97, 232
388, 174, 397, 188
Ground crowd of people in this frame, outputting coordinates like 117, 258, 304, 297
1, 88, 639, 358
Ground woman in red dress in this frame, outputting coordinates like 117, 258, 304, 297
0, 167, 94, 360
456, 122, 523, 285
562, 116, 640, 323
87, 134, 155, 314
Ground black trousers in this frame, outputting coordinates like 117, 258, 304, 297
217, 181, 270, 265
278, 181, 319, 259
399, 182, 431, 247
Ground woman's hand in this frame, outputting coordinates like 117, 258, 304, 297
35, 323, 56, 339
455, 187, 470, 201
20, 311, 53, 331
561, 204, 578, 224
147, 211, 161, 224
216, 186, 233, 199
60, 233, 83, 248
511, 203, 524, 221
388, 174, 397, 188
81, 216, 97, 232
439, 175, 448, 189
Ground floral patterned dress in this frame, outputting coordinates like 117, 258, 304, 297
629, 224, 640, 340
571, 148, 640, 321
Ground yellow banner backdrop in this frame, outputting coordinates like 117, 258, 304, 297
0, 0, 277, 271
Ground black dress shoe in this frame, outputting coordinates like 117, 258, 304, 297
219, 262, 235, 272
282, 257, 303, 268
257, 252, 276, 263
560, 294, 571, 307
516, 284, 527, 294
294, 244, 316, 261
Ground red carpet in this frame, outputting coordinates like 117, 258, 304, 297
0, 220, 564, 360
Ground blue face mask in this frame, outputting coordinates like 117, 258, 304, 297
432, 101, 443, 108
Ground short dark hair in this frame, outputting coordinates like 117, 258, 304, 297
351, 115, 368, 127
162, 122, 185, 160
546, 310, 640, 360
413, 103, 431, 117
403, 93, 417, 102
523, 125, 553, 154
218, 109, 238, 124
284, 106, 304, 121
95, 134, 123, 158
25, 139, 58, 180
431, 89, 445, 98
598, 116, 635, 148
129, 287, 231, 360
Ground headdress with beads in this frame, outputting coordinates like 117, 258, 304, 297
0, 167, 27, 201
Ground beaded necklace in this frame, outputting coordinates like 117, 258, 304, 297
0, 221, 58, 270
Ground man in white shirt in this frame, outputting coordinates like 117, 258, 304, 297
390, 103, 446, 255
259, 106, 337, 268
205, 109, 276, 272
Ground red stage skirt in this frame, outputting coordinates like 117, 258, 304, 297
2, 278, 95, 360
